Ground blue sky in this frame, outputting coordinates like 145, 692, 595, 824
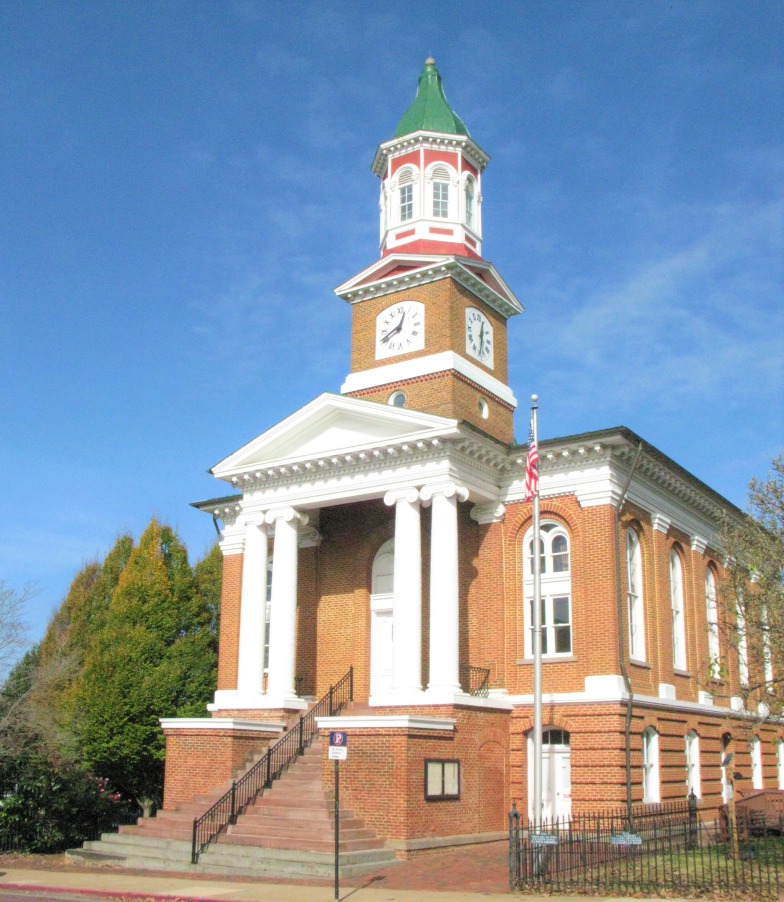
1, 1, 781, 655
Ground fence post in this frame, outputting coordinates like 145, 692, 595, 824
191, 817, 198, 865
265, 751, 272, 789
349, 665, 354, 701
229, 781, 237, 825
329, 684, 334, 717
688, 790, 698, 849
298, 715, 304, 756
508, 801, 520, 891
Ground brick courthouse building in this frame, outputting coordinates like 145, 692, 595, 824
161, 59, 783, 851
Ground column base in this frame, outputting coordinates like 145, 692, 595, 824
369, 688, 426, 707
425, 686, 467, 704
208, 689, 307, 712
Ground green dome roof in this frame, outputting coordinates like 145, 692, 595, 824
394, 58, 470, 139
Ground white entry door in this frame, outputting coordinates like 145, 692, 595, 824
529, 728, 572, 823
370, 539, 395, 699
370, 604, 393, 696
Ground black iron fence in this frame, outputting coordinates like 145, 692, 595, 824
509, 797, 784, 898
459, 664, 490, 697
191, 666, 353, 864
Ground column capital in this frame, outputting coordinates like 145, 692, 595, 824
420, 482, 469, 505
240, 514, 268, 530
218, 522, 246, 556
384, 487, 420, 507
470, 502, 506, 524
264, 507, 309, 527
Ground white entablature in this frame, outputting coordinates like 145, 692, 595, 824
200, 393, 512, 517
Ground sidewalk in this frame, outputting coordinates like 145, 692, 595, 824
0, 843, 690, 902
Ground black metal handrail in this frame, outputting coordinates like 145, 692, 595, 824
191, 666, 353, 863
460, 663, 490, 697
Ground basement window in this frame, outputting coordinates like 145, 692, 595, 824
425, 760, 460, 801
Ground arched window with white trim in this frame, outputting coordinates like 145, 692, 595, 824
670, 548, 687, 671
523, 522, 572, 658
627, 527, 646, 661
642, 727, 660, 803
751, 735, 763, 789
777, 739, 784, 790
737, 590, 749, 686
705, 566, 720, 677
685, 731, 701, 798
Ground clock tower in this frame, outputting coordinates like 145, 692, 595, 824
336, 57, 522, 444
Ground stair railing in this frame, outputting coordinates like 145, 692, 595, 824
191, 666, 353, 864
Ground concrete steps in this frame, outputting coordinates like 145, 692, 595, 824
69, 832, 396, 878
67, 728, 396, 877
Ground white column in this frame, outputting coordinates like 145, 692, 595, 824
421, 482, 469, 697
236, 517, 269, 696
384, 487, 423, 696
265, 507, 308, 707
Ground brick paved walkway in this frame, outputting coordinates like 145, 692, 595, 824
357, 841, 509, 894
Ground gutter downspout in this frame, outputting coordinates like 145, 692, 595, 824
614, 442, 644, 824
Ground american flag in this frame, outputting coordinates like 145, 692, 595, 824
524, 419, 539, 501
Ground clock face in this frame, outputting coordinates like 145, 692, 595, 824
376, 300, 425, 360
465, 307, 494, 368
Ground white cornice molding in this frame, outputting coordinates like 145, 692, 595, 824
372, 131, 490, 176
335, 257, 522, 319
317, 715, 457, 731
159, 718, 286, 733
341, 350, 518, 408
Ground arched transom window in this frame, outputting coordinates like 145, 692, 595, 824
523, 522, 572, 658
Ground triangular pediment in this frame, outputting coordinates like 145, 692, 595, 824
211, 393, 460, 481
335, 254, 522, 319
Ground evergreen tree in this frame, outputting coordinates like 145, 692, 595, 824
72, 521, 217, 814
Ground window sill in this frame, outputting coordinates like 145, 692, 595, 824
629, 658, 651, 669
673, 669, 692, 678
517, 656, 576, 665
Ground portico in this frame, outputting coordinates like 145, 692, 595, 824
199, 392, 509, 714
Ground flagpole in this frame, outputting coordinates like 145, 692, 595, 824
531, 394, 543, 831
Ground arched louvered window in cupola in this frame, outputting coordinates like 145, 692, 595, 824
397, 167, 415, 224
430, 165, 451, 218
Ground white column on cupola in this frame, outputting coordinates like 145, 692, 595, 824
384, 487, 423, 696
421, 482, 469, 697
236, 516, 269, 696
265, 507, 308, 705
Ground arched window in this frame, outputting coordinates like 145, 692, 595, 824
751, 735, 763, 789
627, 528, 646, 661
397, 167, 415, 223
736, 590, 749, 686
372, 538, 394, 594
464, 176, 475, 229
762, 606, 774, 685
642, 727, 660, 803
720, 733, 732, 803
523, 522, 572, 657
705, 566, 720, 677
685, 731, 701, 798
778, 739, 784, 790
430, 165, 451, 218
670, 548, 687, 671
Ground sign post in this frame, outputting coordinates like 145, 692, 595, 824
329, 731, 347, 900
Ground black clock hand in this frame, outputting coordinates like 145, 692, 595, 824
381, 310, 406, 344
